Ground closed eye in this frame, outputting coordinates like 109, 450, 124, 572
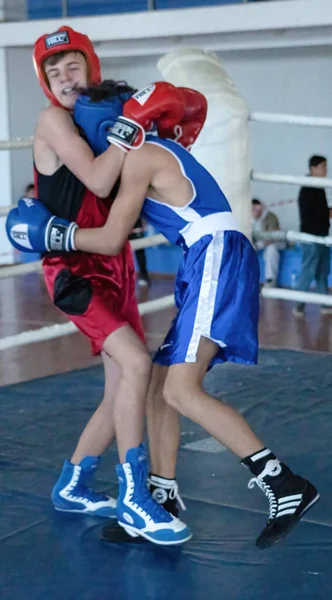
47, 69, 59, 80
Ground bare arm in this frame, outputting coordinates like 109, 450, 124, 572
37, 106, 125, 197
75, 146, 152, 255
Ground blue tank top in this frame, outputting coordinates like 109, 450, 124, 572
141, 135, 232, 246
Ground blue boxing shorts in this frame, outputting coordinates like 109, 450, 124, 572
153, 230, 260, 369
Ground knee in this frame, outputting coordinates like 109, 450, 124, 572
124, 349, 152, 381
163, 378, 192, 416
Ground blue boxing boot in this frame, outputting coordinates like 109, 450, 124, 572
116, 445, 192, 545
52, 456, 117, 518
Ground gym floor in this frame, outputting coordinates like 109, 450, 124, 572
1, 273, 331, 600
0, 273, 331, 387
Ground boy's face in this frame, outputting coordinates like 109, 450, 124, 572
311, 161, 327, 178
25, 185, 36, 198
252, 203, 263, 219
44, 51, 88, 110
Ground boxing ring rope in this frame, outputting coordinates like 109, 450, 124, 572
1, 172, 331, 220
0, 136, 33, 150
0, 293, 176, 351
0, 234, 169, 280
0, 206, 15, 216
251, 172, 332, 189
253, 230, 332, 247
0, 233, 174, 352
1, 228, 330, 282
262, 288, 332, 306
249, 111, 332, 128
1, 173, 332, 220
0, 259, 42, 279
0, 223, 331, 352
1, 283, 329, 352
2, 109, 332, 153
0, 233, 169, 274
1, 109, 332, 218
1, 106, 332, 351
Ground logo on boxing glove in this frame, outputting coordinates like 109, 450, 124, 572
107, 116, 145, 151
10, 223, 33, 250
111, 119, 140, 145
132, 84, 156, 106
22, 198, 36, 208
48, 223, 72, 252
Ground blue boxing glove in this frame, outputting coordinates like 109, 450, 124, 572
73, 93, 145, 155
6, 198, 78, 253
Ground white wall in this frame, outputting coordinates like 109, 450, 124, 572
6, 47, 45, 201
0, 47, 13, 263
5, 45, 332, 233
221, 46, 332, 230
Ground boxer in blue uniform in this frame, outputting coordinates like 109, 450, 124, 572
7, 88, 320, 549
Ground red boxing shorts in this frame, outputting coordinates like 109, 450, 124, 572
43, 241, 145, 355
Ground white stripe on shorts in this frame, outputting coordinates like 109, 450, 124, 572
185, 231, 227, 362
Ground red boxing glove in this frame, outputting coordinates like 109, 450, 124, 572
122, 81, 186, 132
158, 87, 207, 151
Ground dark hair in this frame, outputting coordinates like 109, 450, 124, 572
252, 198, 262, 205
25, 183, 35, 194
309, 155, 326, 169
43, 50, 85, 68
80, 79, 137, 103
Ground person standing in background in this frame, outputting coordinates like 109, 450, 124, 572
293, 155, 332, 318
252, 198, 283, 288
24, 183, 37, 198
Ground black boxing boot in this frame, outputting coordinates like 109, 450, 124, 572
149, 474, 186, 518
242, 448, 320, 549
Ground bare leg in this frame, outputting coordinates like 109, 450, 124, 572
71, 352, 120, 464
264, 243, 280, 283
53, 327, 153, 522
147, 364, 180, 479
101, 329, 191, 544
149, 339, 319, 550
103, 325, 152, 463
163, 337, 264, 459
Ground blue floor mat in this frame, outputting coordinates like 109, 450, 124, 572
1, 349, 331, 600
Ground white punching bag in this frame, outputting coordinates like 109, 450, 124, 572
157, 48, 252, 240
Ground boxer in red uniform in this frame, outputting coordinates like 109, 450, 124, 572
30, 25, 192, 544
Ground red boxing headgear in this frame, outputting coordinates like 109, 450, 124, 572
33, 25, 101, 107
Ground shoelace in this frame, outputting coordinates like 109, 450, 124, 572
70, 483, 109, 503
248, 477, 278, 521
130, 464, 173, 524
168, 481, 186, 511
248, 459, 281, 521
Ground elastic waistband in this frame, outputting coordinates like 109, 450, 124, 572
180, 212, 240, 248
